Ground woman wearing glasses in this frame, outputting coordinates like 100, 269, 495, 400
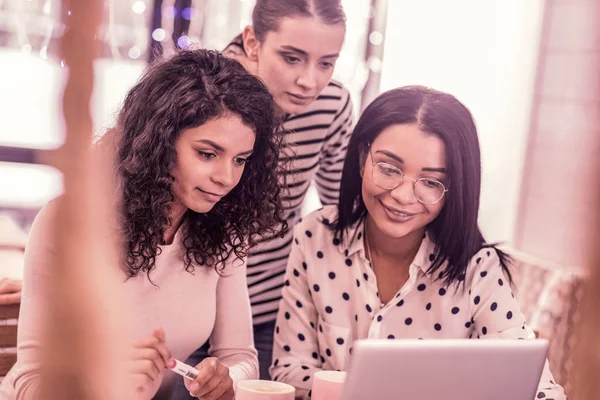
270, 86, 566, 399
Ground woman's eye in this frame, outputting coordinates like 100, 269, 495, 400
320, 61, 334, 69
234, 157, 249, 166
198, 151, 216, 160
283, 55, 301, 64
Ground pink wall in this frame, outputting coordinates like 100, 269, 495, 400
515, 0, 600, 266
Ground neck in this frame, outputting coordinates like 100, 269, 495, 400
162, 200, 187, 245
365, 216, 425, 263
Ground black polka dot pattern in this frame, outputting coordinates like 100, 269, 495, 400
272, 214, 563, 395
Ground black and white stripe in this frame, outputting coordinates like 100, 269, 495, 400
248, 81, 354, 325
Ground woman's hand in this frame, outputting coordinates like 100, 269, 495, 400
0, 278, 22, 304
129, 328, 172, 396
184, 357, 234, 400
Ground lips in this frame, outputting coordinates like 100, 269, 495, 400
379, 200, 418, 222
287, 92, 314, 105
197, 188, 226, 202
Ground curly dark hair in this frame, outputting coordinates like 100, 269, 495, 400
105, 49, 286, 279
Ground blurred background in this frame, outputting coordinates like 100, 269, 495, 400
0, 0, 598, 393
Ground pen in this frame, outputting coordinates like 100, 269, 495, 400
168, 358, 200, 381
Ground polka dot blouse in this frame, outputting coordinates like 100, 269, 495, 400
270, 206, 566, 400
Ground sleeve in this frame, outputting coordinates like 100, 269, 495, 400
270, 222, 323, 400
468, 249, 567, 400
313, 87, 354, 206
0, 202, 58, 399
209, 255, 259, 384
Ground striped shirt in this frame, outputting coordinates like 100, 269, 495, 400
248, 82, 354, 325
224, 35, 355, 325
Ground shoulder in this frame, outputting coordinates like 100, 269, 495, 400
464, 246, 512, 288
27, 199, 61, 244
317, 80, 353, 109
294, 206, 338, 241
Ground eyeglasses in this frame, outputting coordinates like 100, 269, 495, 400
369, 148, 448, 205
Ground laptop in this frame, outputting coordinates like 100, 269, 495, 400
342, 339, 549, 400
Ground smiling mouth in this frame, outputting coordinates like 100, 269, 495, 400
380, 200, 418, 217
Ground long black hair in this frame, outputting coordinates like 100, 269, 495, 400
332, 85, 511, 286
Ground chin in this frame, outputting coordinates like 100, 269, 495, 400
187, 202, 217, 214
373, 212, 427, 240
279, 99, 311, 115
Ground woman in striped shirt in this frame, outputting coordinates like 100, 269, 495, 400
179, 0, 355, 390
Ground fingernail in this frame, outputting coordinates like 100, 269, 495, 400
190, 383, 200, 391
166, 358, 176, 369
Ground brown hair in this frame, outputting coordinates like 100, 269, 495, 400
101, 49, 286, 279
252, 0, 346, 41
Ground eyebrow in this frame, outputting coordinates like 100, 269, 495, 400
375, 149, 446, 173
196, 139, 253, 156
280, 45, 339, 59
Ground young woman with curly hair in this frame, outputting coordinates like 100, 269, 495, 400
0, 50, 286, 400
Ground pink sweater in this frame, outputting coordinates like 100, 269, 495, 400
0, 201, 259, 399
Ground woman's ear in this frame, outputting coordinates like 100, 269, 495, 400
242, 26, 260, 62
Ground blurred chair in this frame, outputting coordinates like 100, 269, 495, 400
0, 303, 19, 379
0, 214, 26, 381
511, 252, 586, 397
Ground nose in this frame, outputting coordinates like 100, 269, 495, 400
211, 161, 235, 188
389, 178, 419, 205
296, 65, 318, 91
